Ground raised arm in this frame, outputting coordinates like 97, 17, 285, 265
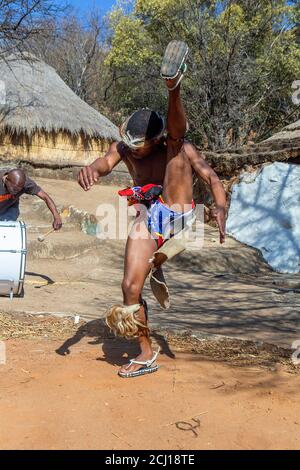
78, 142, 122, 191
184, 142, 227, 244
36, 190, 62, 231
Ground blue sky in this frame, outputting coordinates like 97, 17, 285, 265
65, 0, 117, 16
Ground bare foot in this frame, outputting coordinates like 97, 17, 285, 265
119, 350, 154, 375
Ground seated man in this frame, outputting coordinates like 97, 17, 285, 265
0, 168, 62, 230
78, 41, 227, 378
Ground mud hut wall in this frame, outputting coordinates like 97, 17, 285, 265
0, 130, 111, 166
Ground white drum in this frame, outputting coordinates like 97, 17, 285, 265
0, 221, 27, 299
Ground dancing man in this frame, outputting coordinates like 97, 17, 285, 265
78, 41, 226, 378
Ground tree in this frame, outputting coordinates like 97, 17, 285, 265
0, 0, 66, 60
104, 0, 300, 148
30, 12, 105, 104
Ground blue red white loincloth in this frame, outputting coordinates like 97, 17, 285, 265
118, 184, 195, 248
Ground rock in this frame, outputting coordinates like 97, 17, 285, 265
227, 162, 300, 273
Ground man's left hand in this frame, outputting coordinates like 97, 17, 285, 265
211, 206, 226, 244
53, 216, 62, 231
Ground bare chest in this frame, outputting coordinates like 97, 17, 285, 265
125, 150, 167, 186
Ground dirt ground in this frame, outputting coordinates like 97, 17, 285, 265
1, 177, 300, 450
0, 314, 299, 450
1, 178, 299, 348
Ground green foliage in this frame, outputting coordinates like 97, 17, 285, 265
105, 14, 159, 68
104, 0, 300, 147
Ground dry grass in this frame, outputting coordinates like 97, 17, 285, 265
162, 331, 298, 372
1, 312, 299, 373
0, 53, 119, 140
0, 312, 83, 340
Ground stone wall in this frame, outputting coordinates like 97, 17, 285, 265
195, 129, 300, 222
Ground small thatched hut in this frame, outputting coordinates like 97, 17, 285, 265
0, 53, 120, 166
263, 119, 300, 145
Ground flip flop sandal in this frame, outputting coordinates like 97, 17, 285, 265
118, 349, 160, 378
161, 40, 189, 90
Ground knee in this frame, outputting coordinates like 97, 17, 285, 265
121, 278, 141, 299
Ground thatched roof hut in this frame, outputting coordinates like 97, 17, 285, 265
0, 53, 120, 166
198, 119, 300, 178
263, 119, 300, 144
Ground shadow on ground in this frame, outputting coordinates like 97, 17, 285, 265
55, 318, 176, 367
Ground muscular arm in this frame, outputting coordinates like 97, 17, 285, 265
78, 142, 122, 191
36, 190, 62, 230
184, 142, 227, 243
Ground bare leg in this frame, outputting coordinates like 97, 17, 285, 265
119, 218, 157, 375
162, 83, 194, 208
166, 82, 187, 140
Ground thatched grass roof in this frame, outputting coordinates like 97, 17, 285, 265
0, 53, 120, 140
264, 119, 300, 143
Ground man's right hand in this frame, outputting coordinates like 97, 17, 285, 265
78, 166, 99, 191
211, 206, 226, 244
